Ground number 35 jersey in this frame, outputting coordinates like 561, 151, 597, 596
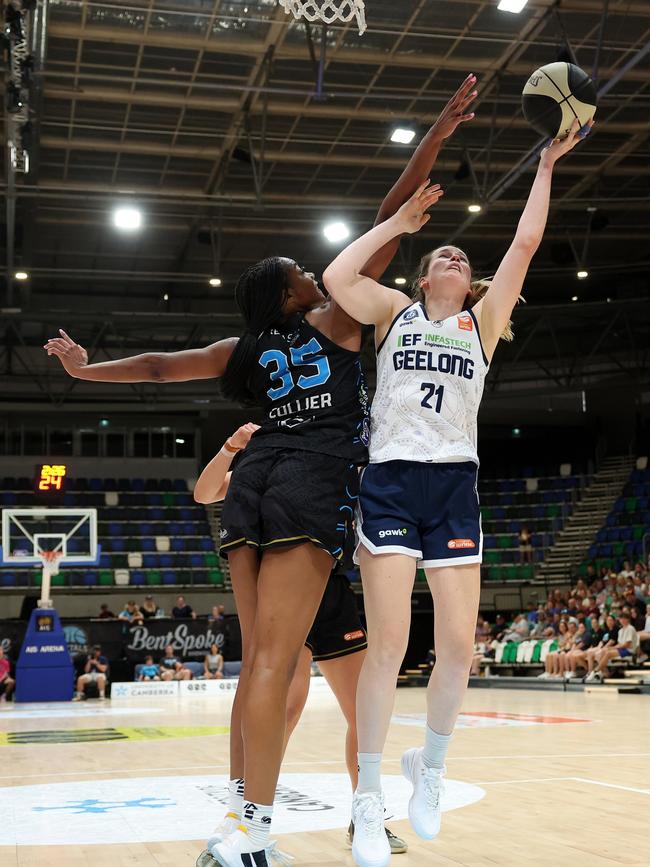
246, 313, 369, 464
369, 302, 489, 466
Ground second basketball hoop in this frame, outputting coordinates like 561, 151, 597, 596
279, 0, 367, 34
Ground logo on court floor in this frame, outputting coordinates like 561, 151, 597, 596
392, 712, 593, 729
0, 726, 228, 746
2, 773, 485, 845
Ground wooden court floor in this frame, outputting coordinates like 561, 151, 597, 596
0, 684, 648, 866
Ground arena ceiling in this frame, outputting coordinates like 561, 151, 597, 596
2, 0, 650, 413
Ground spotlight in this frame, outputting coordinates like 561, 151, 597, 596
577, 270, 589, 280
14, 271, 28, 280
209, 277, 222, 287
323, 221, 350, 243
497, 0, 529, 12
394, 277, 407, 286
175, 437, 185, 445
163, 293, 169, 301
468, 203, 482, 214
113, 206, 142, 231
571, 295, 579, 302
99, 418, 110, 428
391, 128, 416, 144
512, 427, 522, 437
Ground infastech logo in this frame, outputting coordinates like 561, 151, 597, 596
378, 528, 408, 539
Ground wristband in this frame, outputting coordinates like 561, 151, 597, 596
221, 439, 241, 455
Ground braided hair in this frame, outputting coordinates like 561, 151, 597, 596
221, 257, 291, 403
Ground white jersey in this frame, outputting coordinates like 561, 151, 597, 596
369, 302, 489, 465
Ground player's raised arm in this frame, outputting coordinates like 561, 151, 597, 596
44, 329, 238, 382
193, 423, 260, 504
362, 74, 477, 282
475, 118, 593, 360
323, 182, 444, 329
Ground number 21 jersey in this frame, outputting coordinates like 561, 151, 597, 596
369, 302, 489, 465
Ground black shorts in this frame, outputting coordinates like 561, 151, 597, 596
220, 447, 359, 561
305, 571, 367, 661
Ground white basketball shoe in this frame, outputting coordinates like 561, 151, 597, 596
351, 791, 391, 867
207, 812, 241, 851
212, 829, 293, 867
401, 747, 445, 840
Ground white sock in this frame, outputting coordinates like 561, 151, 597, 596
227, 778, 244, 818
422, 725, 451, 770
357, 752, 382, 794
242, 801, 273, 849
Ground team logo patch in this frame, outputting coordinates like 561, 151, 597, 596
447, 539, 476, 549
403, 309, 418, 321
344, 630, 365, 642
457, 314, 473, 332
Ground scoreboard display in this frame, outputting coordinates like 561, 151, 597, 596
36, 464, 67, 492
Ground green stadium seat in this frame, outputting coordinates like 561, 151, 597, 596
485, 550, 500, 565
481, 507, 493, 520
163, 493, 175, 507
146, 569, 162, 586
208, 569, 225, 586
504, 565, 518, 581
625, 497, 637, 513
547, 504, 560, 518
99, 570, 114, 586
204, 552, 219, 568
633, 526, 645, 540
497, 535, 510, 548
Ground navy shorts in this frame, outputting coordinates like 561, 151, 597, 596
356, 460, 482, 568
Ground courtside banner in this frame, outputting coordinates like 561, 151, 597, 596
0, 617, 232, 663
179, 678, 239, 697
110, 681, 179, 700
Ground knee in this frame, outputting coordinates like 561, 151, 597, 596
366, 631, 409, 672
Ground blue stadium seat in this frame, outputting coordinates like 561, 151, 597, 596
131, 478, 145, 491
0, 493, 17, 506
131, 570, 146, 585
83, 571, 99, 586
147, 493, 163, 506
483, 535, 497, 549
141, 538, 156, 552
139, 523, 153, 536
110, 538, 126, 553
169, 522, 181, 536
89, 478, 103, 491
199, 538, 213, 552
1, 573, 17, 586
493, 507, 506, 520
63, 493, 79, 506
179, 508, 194, 521
171, 538, 185, 552
159, 554, 173, 568
162, 570, 177, 585
143, 554, 159, 569
108, 523, 121, 536
177, 493, 192, 506
99, 553, 112, 568
190, 554, 204, 568
174, 479, 187, 491
150, 508, 165, 521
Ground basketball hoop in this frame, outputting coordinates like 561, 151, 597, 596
279, 0, 367, 34
40, 549, 63, 577
38, 550, 64, 609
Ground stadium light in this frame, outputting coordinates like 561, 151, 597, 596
391, 127, 416, 144
497, 0, 529, 13
163, 293, 169, 301
468, 203, 482, 214
113, 206, 142, 231
571, 296, 579, 302
323, 221, 350, 243
209, 277, 222, 287
175, 437, 185, 445
577, 270, 589, 280
14, 270, 29, 280
394, 277, 407, 286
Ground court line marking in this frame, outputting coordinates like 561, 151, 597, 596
472, 776, 650, 796
1, 753, 650, 782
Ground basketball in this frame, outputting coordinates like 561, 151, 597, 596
522, 61, 598, 139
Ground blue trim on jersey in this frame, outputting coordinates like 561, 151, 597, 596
376, 304, 412, 355
468, 307, 489, 367
419, 301, 429, 320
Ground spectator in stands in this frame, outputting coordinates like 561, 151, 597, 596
208, 604, 226, 625
474, 615, 491, 642
587, 612, 638, 682
584, 614, 619, 680
0, 646, 15, 702
97, 603, 115, 619
502, 613, 530, 643
138, 654, 160, 681
141, 595, 162, 619
490, 614, 507, 641
118, 600, 144, 625
618, 560, 635, 581
74, 645, 109, 700
636, 603, 650, 662
530, 610, 553, 639
538, 620, 572, 679
562, 621, 593, 680
518, 526, 533, 564
172, 595, 196, 620
623, 588, 646, 628
159, 644, 192, 681
566, 614, 601, 677
203, 643, 224, 679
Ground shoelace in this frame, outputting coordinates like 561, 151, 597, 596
355, 793, 385, 838
266, 841, 295, 866
422, 767, 445, 811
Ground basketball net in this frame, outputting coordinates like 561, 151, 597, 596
279, 0, 367, 34
38, 550, 63, 609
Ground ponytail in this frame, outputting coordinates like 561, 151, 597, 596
221, 257, 290, 403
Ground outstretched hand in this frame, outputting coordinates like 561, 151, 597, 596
541, 118, 594, 165
432, 74, 478, 141
44, 330, 89, 374
395, 181, 444, 234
